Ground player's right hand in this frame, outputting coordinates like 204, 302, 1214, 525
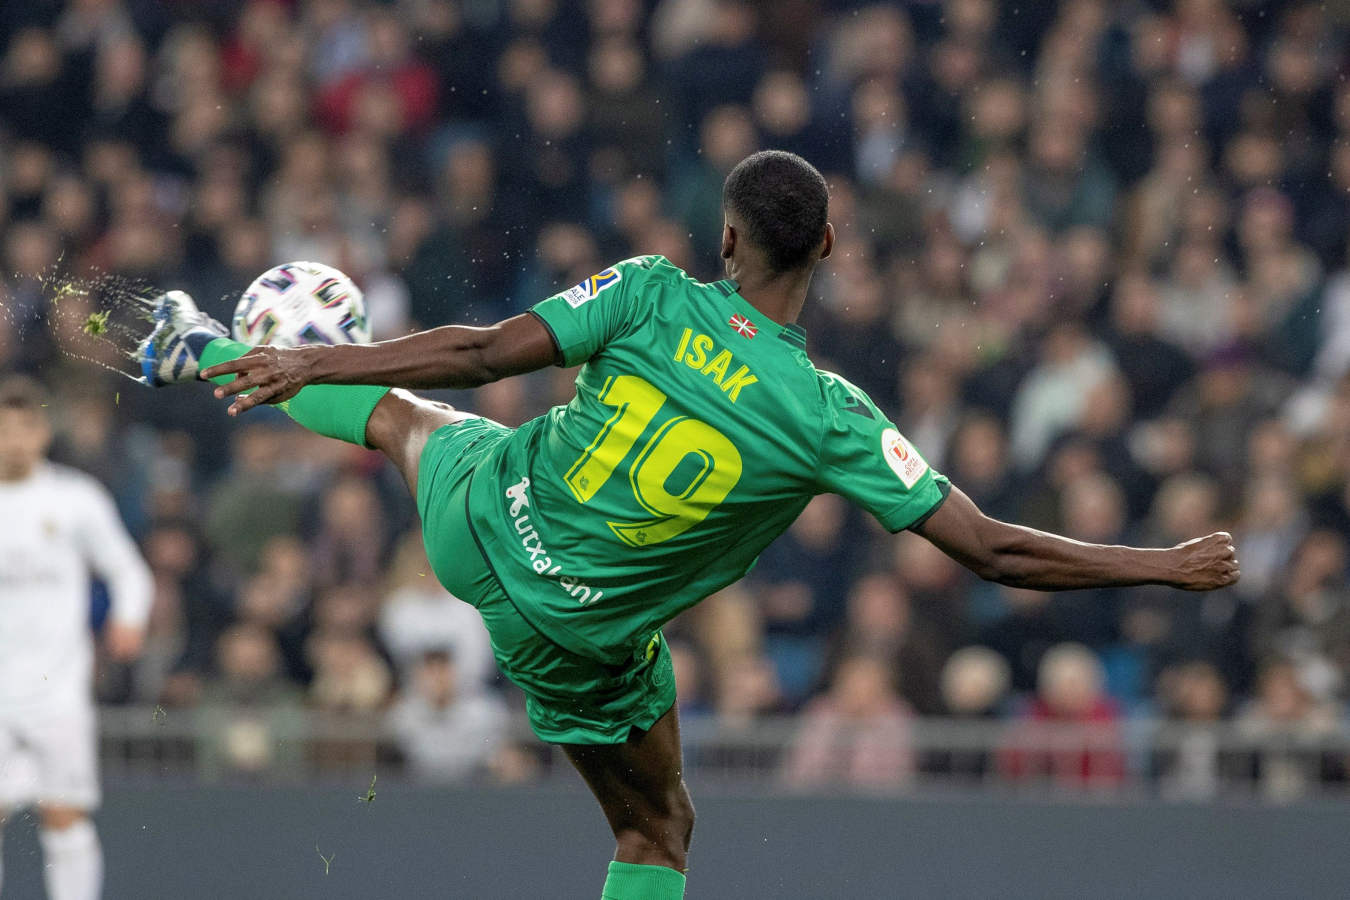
105, 621, 146, 660
202, 346, 317, 415
1168, 532, 1240, 591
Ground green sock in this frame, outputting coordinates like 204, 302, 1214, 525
200, 338, 390, 447
601, 861, 686, 900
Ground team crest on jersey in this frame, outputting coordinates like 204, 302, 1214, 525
562, 267, 622, 308
727, 314, 757, 338
881, 428, 928, 488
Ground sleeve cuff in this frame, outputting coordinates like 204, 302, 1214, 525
905, 478, 951, 531
525, 309, 566, 367
876, 477, 951, 533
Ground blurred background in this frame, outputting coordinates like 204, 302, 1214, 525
4, 0, 1350, 895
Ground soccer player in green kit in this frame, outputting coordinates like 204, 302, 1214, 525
141, 151, 1239, 900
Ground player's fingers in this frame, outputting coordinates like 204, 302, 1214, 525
240, 378, 290, 412
214, 379, 248, 399
228, 389, 266, 416
215, 370, 272, 399
212, 370, 254, 397
200, 358, 252, 380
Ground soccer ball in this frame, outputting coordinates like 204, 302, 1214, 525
231, 261, 370, 348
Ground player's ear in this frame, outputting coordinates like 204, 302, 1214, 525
720, 222, 735, 259
819, 223, 835, 261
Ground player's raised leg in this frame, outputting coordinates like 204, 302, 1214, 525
564, 707, 693, 900
139, 290, 394, 446
137, 289, 468, 488
362, 389, 477, 492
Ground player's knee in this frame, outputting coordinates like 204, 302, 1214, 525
38, 806, 88, 830
673, 781, 695, 851
614, 783, 694, 866
363, 389, 414, 455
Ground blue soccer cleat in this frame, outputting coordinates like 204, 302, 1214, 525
137, 290, 228, 386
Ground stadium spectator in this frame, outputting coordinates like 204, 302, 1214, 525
823, 572, 944, 715
389, 648, 509, 783
1152, 660, 1236, 801
311, 474, 388, 590
306, 628, 391, 714
1253, 531, 1350, 683
378, 530, 495, 689
202, 422, 305, 572
998, 643, 1125, 789
1009, 322, 1118, 469
747, 493, 857, 703
711, 650, 783, 730
782, 653, 915, 789
1236, 658, 1345, 802
667, 638, 712, 722
929, 645, 1011, 782
137, 517, 221, 703
199, 622, 304, 777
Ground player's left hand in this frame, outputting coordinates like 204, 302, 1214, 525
104, 622, 145, 661
1168, 532, 1240, 591
201, 346, 316, 415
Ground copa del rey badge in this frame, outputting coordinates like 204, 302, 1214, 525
881, 428, 928, 488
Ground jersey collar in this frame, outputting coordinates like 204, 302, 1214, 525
711, 280, 808, 350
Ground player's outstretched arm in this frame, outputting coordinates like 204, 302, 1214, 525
913, 485, 1239, 591
201, 313, 560, 413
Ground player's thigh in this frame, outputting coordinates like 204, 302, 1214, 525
0, 718, 38, 812
364, 388, 475, 492
12, 705, 100, 813
563, 705, 692, 839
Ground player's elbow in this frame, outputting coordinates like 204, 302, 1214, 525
970, 521, 1031, 585
983, 553, 1037, 587
462, 325, 529, 386
462, 352, 501, 387
953, 538, 1004, 583
968, 555, 1003, 583
448, 333, 504, 387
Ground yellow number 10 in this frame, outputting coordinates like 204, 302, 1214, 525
564, 374, 742, 546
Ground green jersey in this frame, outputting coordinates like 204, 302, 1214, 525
463, 255, 949, 663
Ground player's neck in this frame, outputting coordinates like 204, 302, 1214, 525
730, 268, 813, 326
0, 463, 38, 483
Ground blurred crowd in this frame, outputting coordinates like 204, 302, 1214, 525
4, 0, 1350, 796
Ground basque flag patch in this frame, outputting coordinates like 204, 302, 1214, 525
728, 314, 758, 338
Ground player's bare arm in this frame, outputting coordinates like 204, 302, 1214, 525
914, 485, 1239, 592
201, 313, 559, 415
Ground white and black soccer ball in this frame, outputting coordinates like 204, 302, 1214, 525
231, 261, 371, 348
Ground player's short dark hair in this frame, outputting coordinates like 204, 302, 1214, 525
0, 375, 49, 413
723, 150, 829, 273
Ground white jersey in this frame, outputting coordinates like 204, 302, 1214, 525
0, 463, 152, 713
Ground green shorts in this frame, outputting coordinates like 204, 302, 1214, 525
416, 416, 676, 745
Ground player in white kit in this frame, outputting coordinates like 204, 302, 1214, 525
0, 377, 152, 900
